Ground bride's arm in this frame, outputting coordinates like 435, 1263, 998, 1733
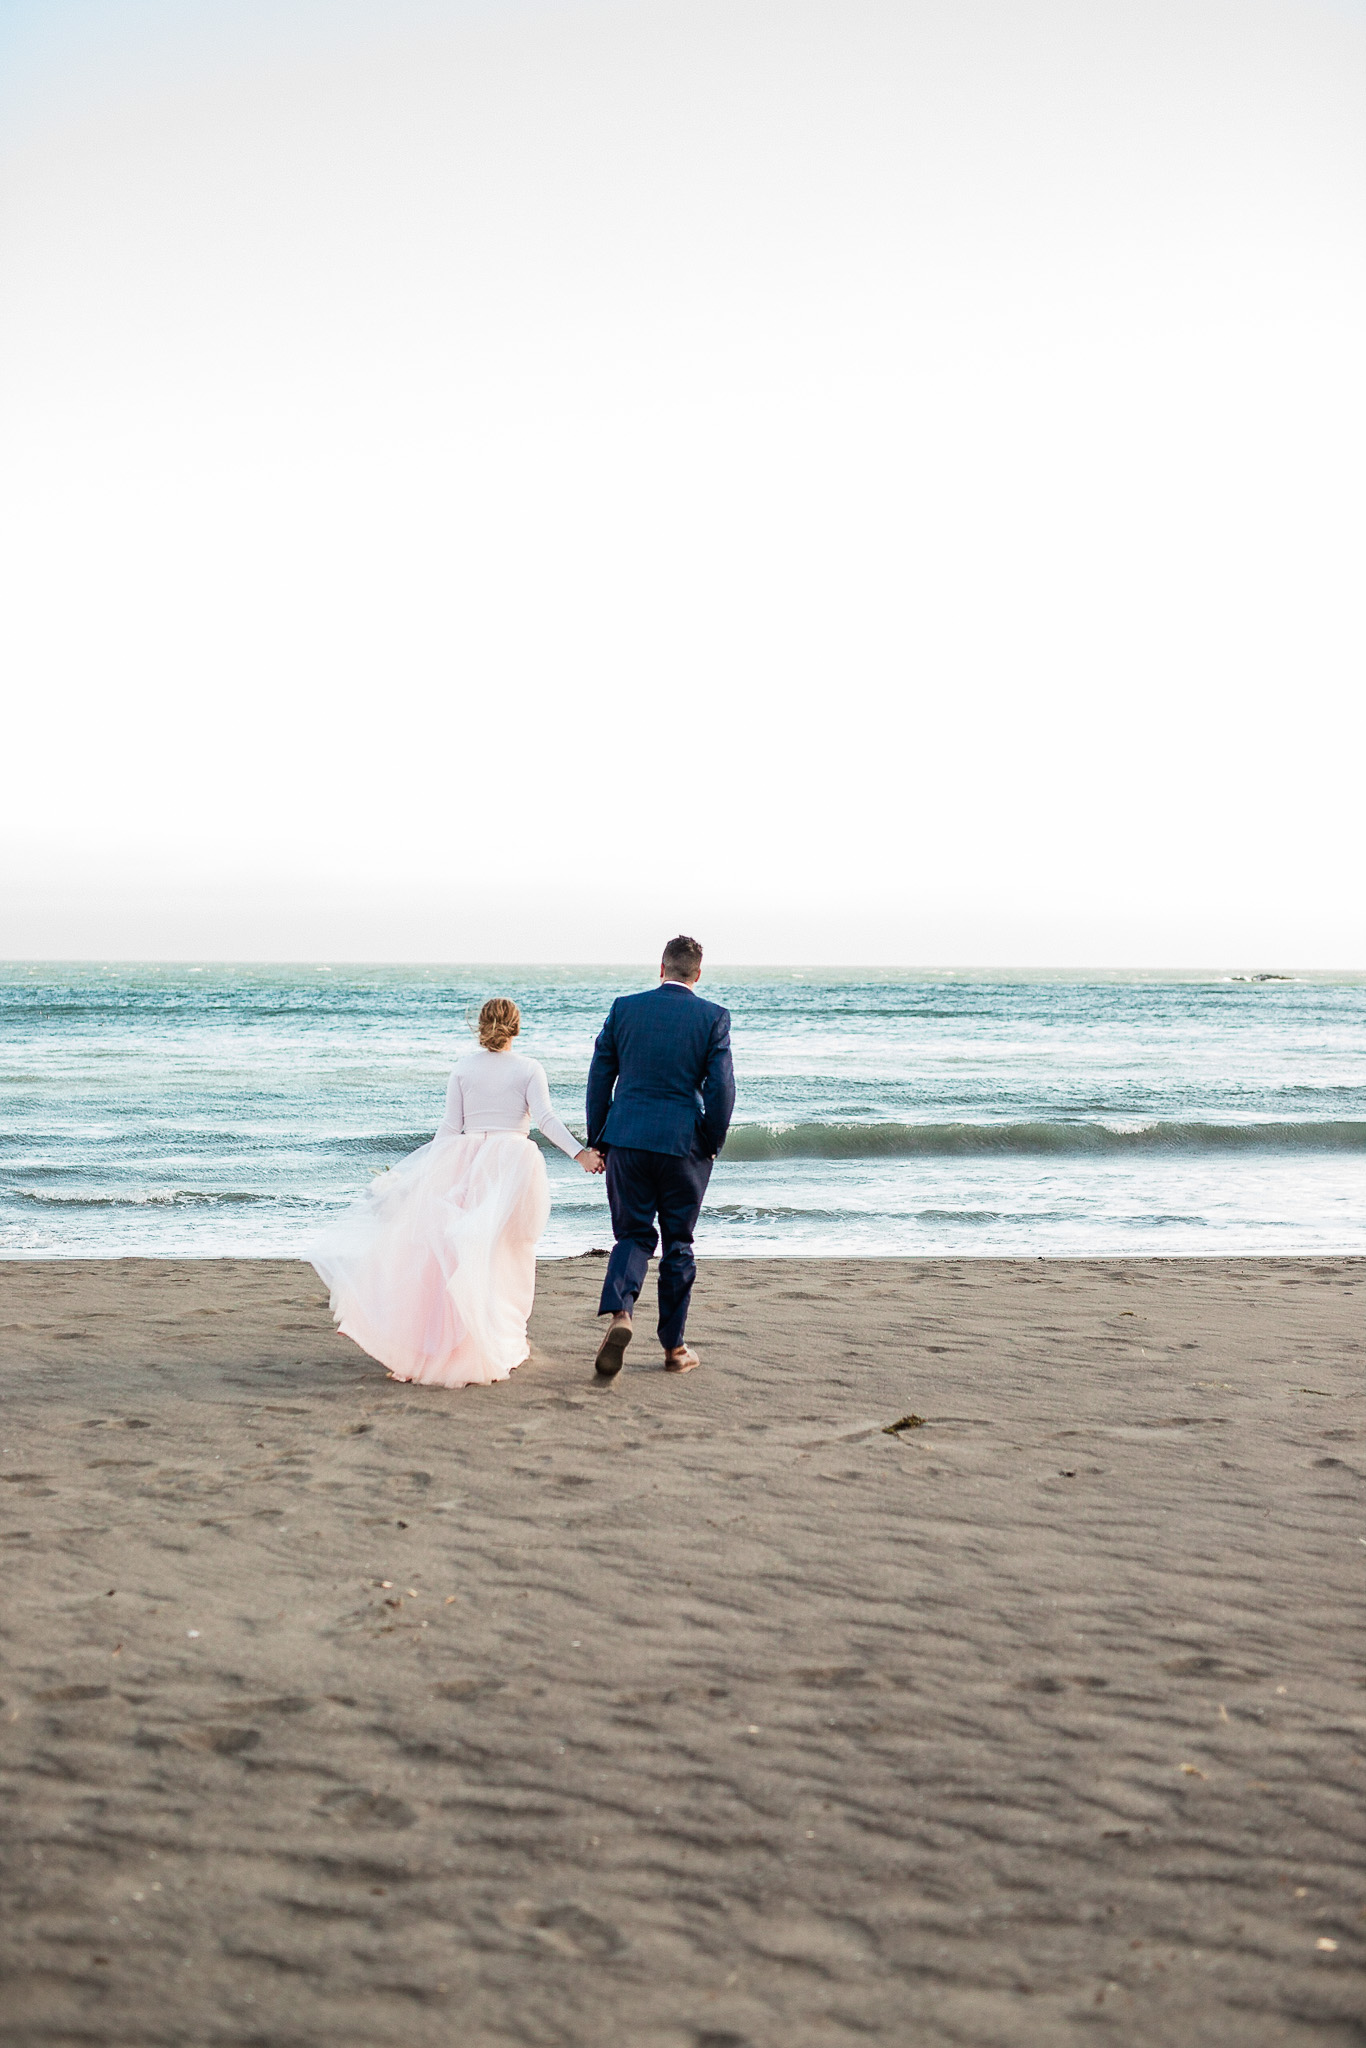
437, 1066, 465, 1139
526, 1062, 602, 1171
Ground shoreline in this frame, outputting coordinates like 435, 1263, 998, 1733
1, 1255, 1361, 2043
3, 1248, 1364, 1262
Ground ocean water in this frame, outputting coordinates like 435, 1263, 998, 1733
2, 965, 1364, 1259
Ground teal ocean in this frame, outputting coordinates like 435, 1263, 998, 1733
3, 965, 1365, 1258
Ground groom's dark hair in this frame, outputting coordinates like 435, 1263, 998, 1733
661, 934, 703, 981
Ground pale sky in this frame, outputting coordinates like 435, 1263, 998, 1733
2, 0, 1363, 965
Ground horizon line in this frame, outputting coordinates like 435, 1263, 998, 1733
3, 959, 1364, 979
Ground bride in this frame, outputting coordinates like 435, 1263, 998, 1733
310, 998, 603, 1388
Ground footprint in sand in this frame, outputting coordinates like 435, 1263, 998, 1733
316, 1788, 416, 1829
175, 1725, 262, 1755
500, 1900, 624, 1958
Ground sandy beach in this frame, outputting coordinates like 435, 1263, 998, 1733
0, 1254, 1362, 2046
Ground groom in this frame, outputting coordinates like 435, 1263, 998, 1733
586, 935, 735, 1376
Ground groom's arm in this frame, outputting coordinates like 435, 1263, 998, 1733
699, 1008, 735, 1157
585, 1003, 620, 1148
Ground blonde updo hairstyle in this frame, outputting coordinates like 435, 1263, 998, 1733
478, 996, 521, 1052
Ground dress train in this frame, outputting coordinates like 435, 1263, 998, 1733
310, 1130, 549, 1388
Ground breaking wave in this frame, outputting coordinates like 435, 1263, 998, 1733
719, 1119, 1366, 1161
7, 1189, 318, 1210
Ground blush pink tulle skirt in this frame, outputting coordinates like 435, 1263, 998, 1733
309, 1131, 550, 1388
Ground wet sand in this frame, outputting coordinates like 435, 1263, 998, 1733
0, 1255, 1362, 2047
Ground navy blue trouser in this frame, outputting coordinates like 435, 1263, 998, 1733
598, 1145, 713, 1348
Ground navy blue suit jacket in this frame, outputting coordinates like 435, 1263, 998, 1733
586, 983, 735, 1158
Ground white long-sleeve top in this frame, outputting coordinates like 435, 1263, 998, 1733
437, 1048, 582, 1159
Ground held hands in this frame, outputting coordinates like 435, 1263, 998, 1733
575, 1147, 606, 1175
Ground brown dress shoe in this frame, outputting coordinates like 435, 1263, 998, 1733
594, 1320, 632, 1377
664, 1346, 700, 1372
